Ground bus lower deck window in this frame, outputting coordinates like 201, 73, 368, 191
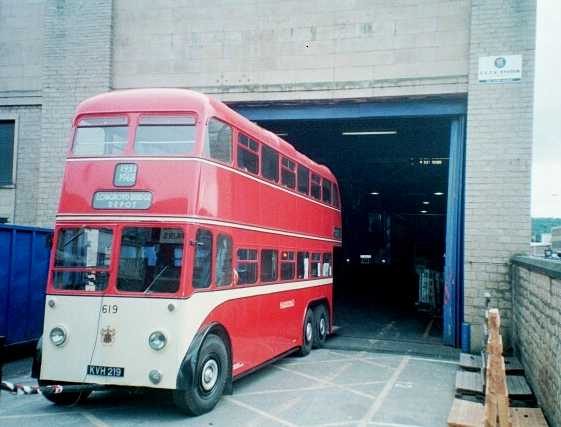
237, 248, 258, 285
215, 234, 233, 287
117, 227, 184, 293
322, 253, 332, 276
280, 250, 295, 280
297, 251, 309, 279
192, 229, 212, 289
260, 249, 278, 282
310, 253, 321, 277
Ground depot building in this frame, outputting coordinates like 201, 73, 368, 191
0, 0, 536, 350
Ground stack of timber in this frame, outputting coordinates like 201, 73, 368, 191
447, 309, 549, 427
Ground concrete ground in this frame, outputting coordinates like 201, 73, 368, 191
0, 349, 457, 427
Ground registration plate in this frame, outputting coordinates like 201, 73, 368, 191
87, 365, 125, 377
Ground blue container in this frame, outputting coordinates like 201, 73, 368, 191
461, 322, 471, 353
0, 224, 53, 346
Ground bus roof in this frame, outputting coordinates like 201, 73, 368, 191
76, 88, 337, 183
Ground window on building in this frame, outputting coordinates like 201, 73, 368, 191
0, 121, 15, 185
215, 234, 233, 287
261, 145, 279, 182
333, 184, 340, 209
322, 179, 332, 204
238, 134, 259, 174
135, 115, 196, 155
204, 118, 232, 163
280, 250, 295, 280
281, 157, 296, 189
297, 165, 309, 195
237, 248, 258, 285
260, 249, 278, 282
297, 251, 309, 279
311, 174, 321, 200
192, 229, 213, 289
322, 253, 332, 277
117, 227, 184, 293
73, 117, 128, 156
310, 253, 321, 277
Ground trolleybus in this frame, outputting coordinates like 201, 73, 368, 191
33, 88, 342, 415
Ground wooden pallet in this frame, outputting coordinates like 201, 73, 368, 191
448, 401, 548, 427
459, 354, 524, 375
455, 371, 532, 400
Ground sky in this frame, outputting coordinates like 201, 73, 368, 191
531, 0, 561, 217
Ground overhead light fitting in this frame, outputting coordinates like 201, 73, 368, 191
342, 130, 397, 136
434, 192, 445, 196
422, 201, 430, 205
420, 210, 428, 214
370, 192, 380, 195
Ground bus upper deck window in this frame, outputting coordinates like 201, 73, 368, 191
333, 184, 340, 209
73, 117, 128, 156
117, 227, 184, 293
311, 174, 321, 200
135, 115, 196, 155
297, 165, 309, 195
322, 179, 332, 204
237, 134, 259, 174
261, 145, 279, 182
281, 157, 296, 189
204, 118, 232, 163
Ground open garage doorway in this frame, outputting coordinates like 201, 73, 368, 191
234, 98, 466, 350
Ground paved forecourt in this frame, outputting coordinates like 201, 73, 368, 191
0, 349, 457, 427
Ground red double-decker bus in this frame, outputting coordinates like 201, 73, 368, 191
33, 89, 342, 415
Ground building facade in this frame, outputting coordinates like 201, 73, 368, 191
0, 0, 536, 348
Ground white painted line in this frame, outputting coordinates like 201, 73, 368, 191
225, 396, 298, 427
0, 412, 74, 420
369, 422, 425, 427
81, 411, 111, 427
422, 318, 434, 338
358, 356, 410, 427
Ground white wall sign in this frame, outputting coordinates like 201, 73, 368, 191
478, 55, 522, 83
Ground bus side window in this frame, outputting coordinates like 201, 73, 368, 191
260, 249, 278, 282
333, 184, 340, 209
281, 157, 296, 189
311, 174, 321, 200
192, 229, 213, 289
215, 234, 233, 287
322, 179, 332, 204
237, 134, 259, 174
310, 253, 321, 277
297, 165, 309, 195
297, 251, 309, 279
204, 118, 232, 163
237, 248, 258, 285
322, 252, 332, 277
280, 250, 295, 280
261, 145, 279, 182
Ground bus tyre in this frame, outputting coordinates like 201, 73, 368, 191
174, 334, 228, 416
39, 380, 91, 405
312, 304, 329, 349
297, 308, 314, 357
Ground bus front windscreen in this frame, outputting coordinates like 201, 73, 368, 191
53, 227, 113, 291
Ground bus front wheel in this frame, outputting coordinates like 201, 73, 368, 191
297, 308, 314, 357
174, 334, 228, 416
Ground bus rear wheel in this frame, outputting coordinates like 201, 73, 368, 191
297, 308, 314, 357
174, 334, 228, 416
39, 380, 91, 406
312, 304, 329, 349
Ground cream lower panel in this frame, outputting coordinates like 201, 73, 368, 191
41, 278, 332, 389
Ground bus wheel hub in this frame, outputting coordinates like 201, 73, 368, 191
201, 359, 218, 391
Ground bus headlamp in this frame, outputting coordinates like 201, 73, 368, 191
49, 326, 67, 347
148, 331, 167, 351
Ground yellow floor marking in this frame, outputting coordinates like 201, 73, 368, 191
422, 318, 435, 338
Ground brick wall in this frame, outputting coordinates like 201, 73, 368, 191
511, 256, 561, 427
37, 0, 113, 227
113, 0, 470, 101
463, 0, 536, 349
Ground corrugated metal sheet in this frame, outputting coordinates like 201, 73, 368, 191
0, 224, 53, 345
